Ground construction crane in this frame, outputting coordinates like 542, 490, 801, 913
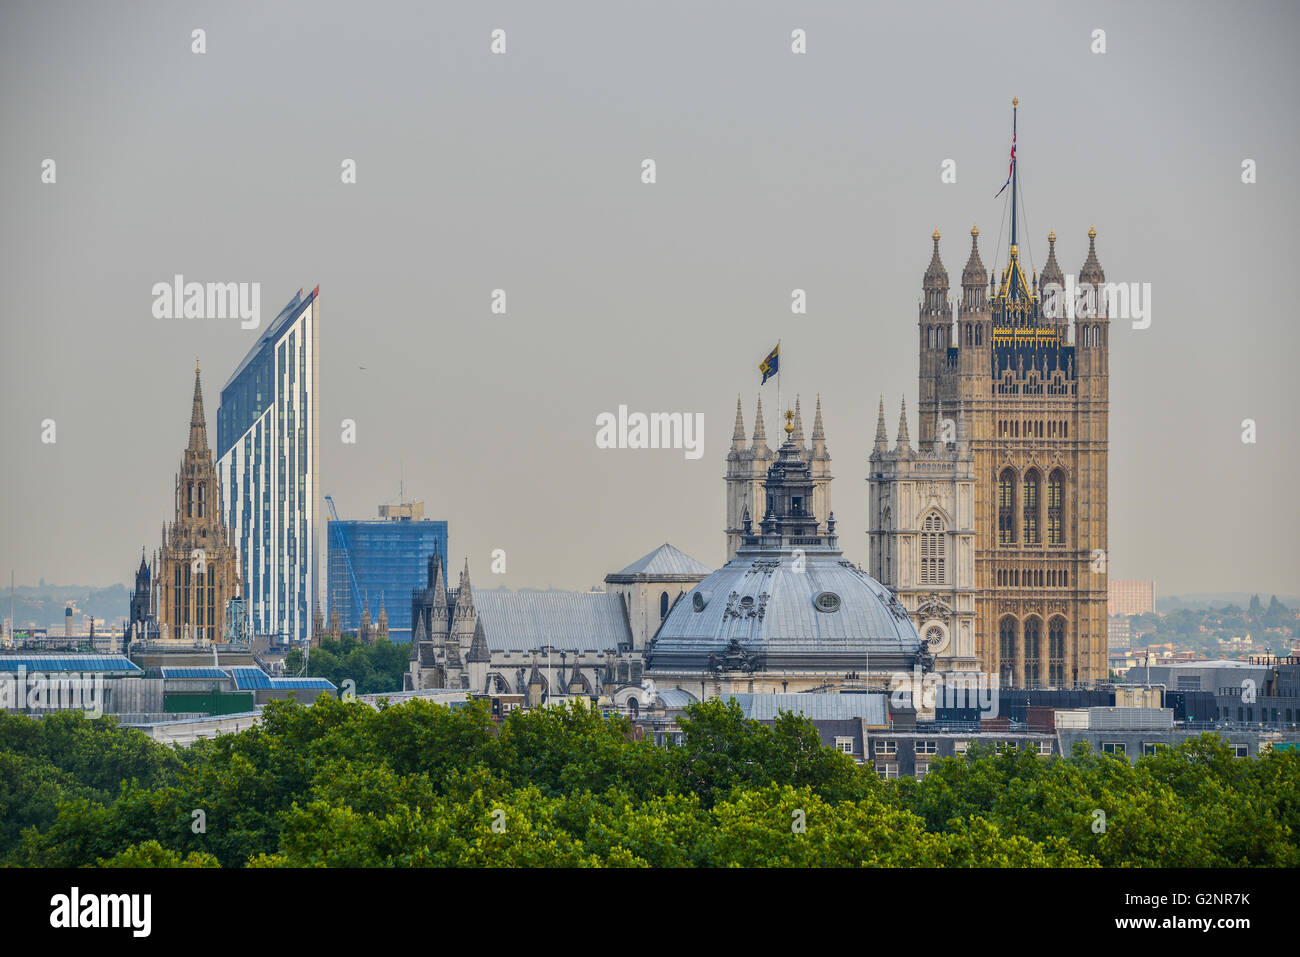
324, 495, 364, 632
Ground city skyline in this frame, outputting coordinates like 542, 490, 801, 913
2, 1, 1298, 598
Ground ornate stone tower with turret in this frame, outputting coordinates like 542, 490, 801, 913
725, 396, 773, 560
875, 101, 1109, 688
152, 362, 241, 643
868, 396, 979, 674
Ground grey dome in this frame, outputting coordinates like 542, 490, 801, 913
647, 551, 921, 674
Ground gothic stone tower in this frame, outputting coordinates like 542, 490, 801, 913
911, 216, 1109, 687
725, 396, 774, 560
153, 362, 241, 643
125, 549, 159, 642
868, 396, 979, 673
725, 395, 830, 560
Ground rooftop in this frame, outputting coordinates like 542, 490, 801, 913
607, 543, 712, 580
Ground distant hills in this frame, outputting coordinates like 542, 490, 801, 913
1160, 592, 1300, 612
4, 583, 131, 631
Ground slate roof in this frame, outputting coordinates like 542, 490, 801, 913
728, 692, 889, 724
473, 591, 631, 654
607, 543, 711, 580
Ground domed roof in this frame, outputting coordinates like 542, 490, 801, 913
647, 551, 921, 673
647, 413, 921, 679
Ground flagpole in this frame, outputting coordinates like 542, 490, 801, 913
1010, 96, 1018, 250
775, 338, 782, 429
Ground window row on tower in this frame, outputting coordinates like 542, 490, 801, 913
997, 418, 1070, 439
995, 566, 1071, 588
998, 615, 1069, 688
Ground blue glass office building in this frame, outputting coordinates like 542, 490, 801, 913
217, 287, 320, 645
327, 514, 448, 641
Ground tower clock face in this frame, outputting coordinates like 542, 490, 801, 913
922, 621, 950, 654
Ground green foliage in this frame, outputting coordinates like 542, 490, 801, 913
285, 633, 410, 694
3, 698, 1296, 868
98, 840, 220, 868
0, 710, 184, 860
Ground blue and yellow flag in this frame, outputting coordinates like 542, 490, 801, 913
759, 344, 779, 384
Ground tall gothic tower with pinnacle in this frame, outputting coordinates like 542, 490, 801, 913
874, 99, 1109, 688
152, 361, 241, 643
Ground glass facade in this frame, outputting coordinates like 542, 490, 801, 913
327, 519, 449, 642
217, 288, 319, 645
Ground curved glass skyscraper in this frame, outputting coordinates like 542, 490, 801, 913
217, 287, 320, 646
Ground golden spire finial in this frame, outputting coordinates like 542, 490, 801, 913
1012, 96, 1019, 108
195, 357, 200, 374
1088, 224, 1097, 240
971, 222, 979, 237
784, 410, 795, 436
1048, 229, 1056, 243
932, 227, 940, 242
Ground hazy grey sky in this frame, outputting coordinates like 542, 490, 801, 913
2, 0, 1297, 598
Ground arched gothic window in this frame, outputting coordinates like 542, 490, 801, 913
1048, 470, 1065, 545
659, 591, 669, 620
1049, 618, 1066, 687
998, 470, 1016, 544
1024, 618, 1042, 687
920, 513, 945, 585
1023, 470, 1041, 544
999, 617, 1017, 685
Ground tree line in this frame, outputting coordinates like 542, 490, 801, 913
1, 697, 1296, 867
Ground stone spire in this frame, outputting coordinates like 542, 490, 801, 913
410, 612, 428, 660
923, 228, 949, 290
188, 359, 209, 455
896, 398, 911, 453
1079, 224, 1104, 285
377, 592, 388, 637
429, 551, 447, 610
459, 558, 473, 601
327, 594, 340, 638
730, 395, 746, 450
1040, 229, 1064, 292
873, 396, 889, 452
811, 395, 827, 455
751, 396, 768, 450
962, 223, 987, 292
467, 617, 490, 662
793, 397, 806, 449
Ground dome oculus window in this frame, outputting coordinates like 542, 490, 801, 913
814, 592, 841, 613
692, 592, 706, 612
739, 596, 755, 610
